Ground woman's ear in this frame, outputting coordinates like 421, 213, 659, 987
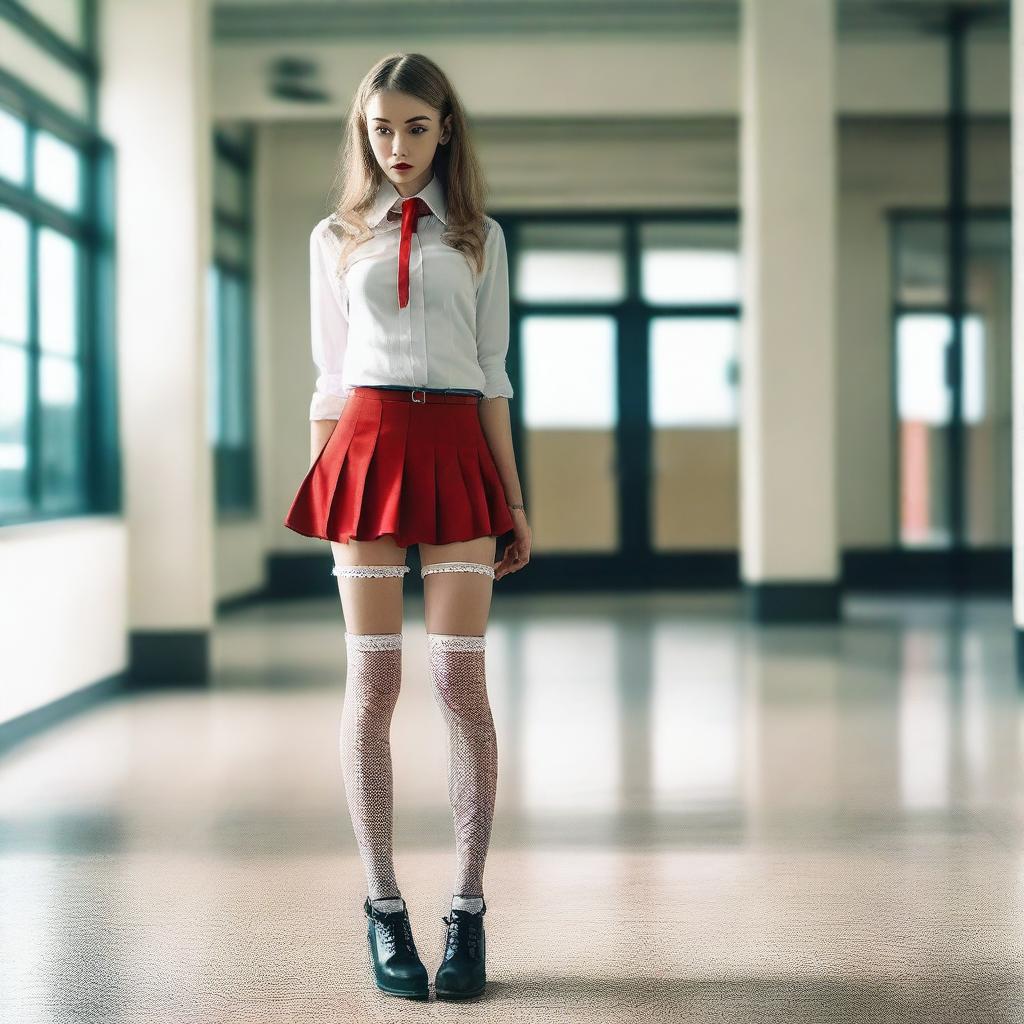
440, 114, 453, 145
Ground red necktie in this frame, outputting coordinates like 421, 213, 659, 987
397, 197, 431, 309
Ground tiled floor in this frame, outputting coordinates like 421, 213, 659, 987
2, 591, 1023, 1022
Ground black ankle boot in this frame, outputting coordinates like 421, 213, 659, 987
362, 897, 429, 999
434, 899, 487, 999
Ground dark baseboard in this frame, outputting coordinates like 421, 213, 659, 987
0, 672, 124, 759
267, 549, 743, 598
842, 546, 1011, 593
744, 581, 842, 623
216, 586, 270, 615
268, 545, 1012, 600
128, 630, 209, 687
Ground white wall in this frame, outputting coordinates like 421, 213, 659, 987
0, 519, 127, 723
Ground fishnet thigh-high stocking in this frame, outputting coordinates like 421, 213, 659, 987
426, 633, 497, 898
340, 631, 403, 901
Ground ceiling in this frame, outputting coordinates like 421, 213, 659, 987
212, 0, 1010, 41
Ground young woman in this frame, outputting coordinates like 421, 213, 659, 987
283, 52, 531, 1001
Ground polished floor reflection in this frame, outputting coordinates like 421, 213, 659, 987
2, 592, 1023, 1021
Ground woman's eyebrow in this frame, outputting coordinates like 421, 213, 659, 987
372, 115, 432, 123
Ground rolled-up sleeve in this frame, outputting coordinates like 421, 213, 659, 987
475, 220, 514, 400
308, 223, 353, 421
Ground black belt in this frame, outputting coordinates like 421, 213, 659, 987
351, 385, 480, 405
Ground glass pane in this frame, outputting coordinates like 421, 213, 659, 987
214, 223, 248, 268
522, 315, 618, 552
19, 0, 86, 47
34, 132, 82, 212
895, 218, 948, 306
0, 22, 89, 119
641, 221, 740, 305
962, 315, 985, 425
649, 318, 739, 427
38, 229, 79, 356
0, 108, 27, 185
896, 313, 951, 547
206, 266, 220, 444
0, 209, 30, 345
214, 156, 248, 219
650, 318, 740, 550
515, 223, 625, 303
0, 344, 30, 514
216, 123, 252, 148
222, 274, 248, 445
39, 353, 83, 510
964, 216, 1011, 545
523, 316, 617, 428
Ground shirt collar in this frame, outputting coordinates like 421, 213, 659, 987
367, 173, 447, 228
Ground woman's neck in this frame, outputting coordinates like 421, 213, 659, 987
392, 169, 433, 199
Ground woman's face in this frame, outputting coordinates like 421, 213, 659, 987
366, 90, 452, 196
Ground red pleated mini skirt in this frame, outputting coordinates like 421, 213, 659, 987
283, 386, 516, 547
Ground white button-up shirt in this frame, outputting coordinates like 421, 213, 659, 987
307, 173, 514, 421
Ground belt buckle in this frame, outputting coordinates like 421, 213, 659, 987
411, 388, 427, 403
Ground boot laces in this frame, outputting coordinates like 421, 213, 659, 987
443, 909, 482, 957
373, 908, 416, 954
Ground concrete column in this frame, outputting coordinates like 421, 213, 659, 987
99, 0, 214, 684
739, 0, 839, 622
1014, 0, 1024, 675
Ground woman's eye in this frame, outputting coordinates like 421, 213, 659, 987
374, 126, 427, 136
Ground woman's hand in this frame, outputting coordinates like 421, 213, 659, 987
494, 508, 531, 580
310, 416, 339, 469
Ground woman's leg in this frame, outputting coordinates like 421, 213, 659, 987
418, 535, 499, 905
331, 535, 409, 908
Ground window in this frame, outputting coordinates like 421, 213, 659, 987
209, 127, 257, 515
515, 222, 626, 304
0, 0, 118, 526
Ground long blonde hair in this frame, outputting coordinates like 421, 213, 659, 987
328, 52, 490, 276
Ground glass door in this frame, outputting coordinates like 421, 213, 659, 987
892, 213, 1012, 550
963, 218, 1011, 547
640, 220, 741, 552
512, 222, 625, 554
505, 214, 741, 572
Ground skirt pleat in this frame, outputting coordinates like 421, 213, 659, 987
478, 445, 514, 534
283, 397, 361, 537
356, 398, 409, 538
283, 390, 516, 546
433, 407, 474, 541
457, 444, 490, 538
399, 407, 437, 542
326, 396, 382, 539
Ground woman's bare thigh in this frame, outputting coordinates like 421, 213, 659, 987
418, 535, 497, 635
330, 535, 409, 635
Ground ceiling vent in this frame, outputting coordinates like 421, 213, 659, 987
267, 57, 330, 103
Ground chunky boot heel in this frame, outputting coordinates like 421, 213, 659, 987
434, 899, 487, 999
363, 897, 430, 999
